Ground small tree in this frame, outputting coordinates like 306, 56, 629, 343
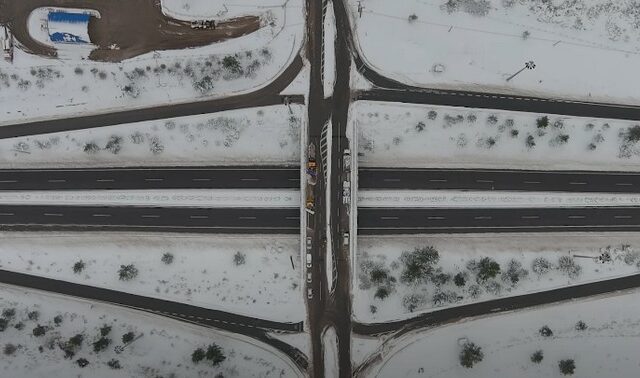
531, 350, 543, 363
205, 343, 226, 366
476, 257, 501, 283
408, 13, 418, 22
100, 324, 112, 337
526, 134, 536, 148
559, 359, 576, 375
93, 337, 111, 353
192, 348, 206, 363
27, 310, 39, 321
522, 30, 531, 39
2, 308, 15, 319
222, 56, 241, 73
161, 253, 174, 265
626, 125, 640, 143
122, 331, 135, 344
374, 287, 390, 300
575, 320, 587, 331
4, 343, 17, 356
531, 257, 552, 276
118, 264, 139, 281
54, 315, 63, 326
69, 333, 84, 347
32, 325, 46, 337
454, 272, 467, 287
539, 325, 553, 337
73, 260, 85, 274
76, 358, 89, 368
108, 359, 122, 369
83, 142, 100, 154
536, 116, 549, 129
233, 252, 246, 266
0, 318, 8, 332
459, 342, 484, 368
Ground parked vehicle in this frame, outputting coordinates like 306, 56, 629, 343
307, 271, 312, 283
306, 253, 312, 268
307, 288, 313, 299
343, 232, 349, 246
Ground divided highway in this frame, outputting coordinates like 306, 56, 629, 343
0, 205, 299, 233
0, 167, 299, 190
360, 168, 640, 192
359, 207, 640, 234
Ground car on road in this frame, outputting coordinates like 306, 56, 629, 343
307, 288, 313, 299
306, 236, 312, 250
343, 232, 349, 246
306, 252, 312, 268
307, 271, 312, 283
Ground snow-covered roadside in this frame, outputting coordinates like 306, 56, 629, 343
371, 288, 640, 378
0, 189, 299, 208
355, 234, 640, 323
356, 101, 640, 171
0, 105, 302, 168
0, 284, 303, 378
1, 0, 303, 124
358, 190, 640, 208
161, 0, 287, 21
0, 233, 303, 323
323, 4, 336, 97
348, 0, 640, 105
323, 327, 339, 378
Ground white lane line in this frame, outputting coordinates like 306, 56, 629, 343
0, 180, 17, 183
475, 179, 494, 183
429, 179, 447, 183
92, 214, 111, 218
0, 213, 14, 216
43, 213, 63, 217
141, 215, 160, 218
288, 178, 301, 181
239, 216, 257, 220
569, 182, 587, 185
568, 215, 586, 219
47, 179, 66, 183
96, 179, 115, 182
241, 178, 260, 181
144, 178, 164, 182
615, 215, 632, 219
191, 178, 211, 182
380, 216, 399, 220
286, 216, 300, 220
383, 179, 401, 182
523, 181, 541, 184
616, 183, 633, 186
474, 216, 492, 220
427, 216, 445, 220
189, 215, 209, 219
521, 215, 540, 219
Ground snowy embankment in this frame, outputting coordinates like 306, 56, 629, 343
356, 101, 640, 171
1, 0, 303, 124
0, 233, 303, 323
349, 0, 640, 105
323, 327, 339, 378
0, 105, 302, 168
0, 190, 299, 208
355, 234, 640, 323
0, 284, 302, 377
371, 288, 640, 378
358, 190, 640, 208
323, 4, 336, 97
161, 0, 285, 21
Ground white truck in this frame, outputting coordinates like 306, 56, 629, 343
2, 26, 13, 63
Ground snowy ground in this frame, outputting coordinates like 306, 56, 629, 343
349, 0, 640, 104
0, 233, 303, 323
0, 284, 302, 378
0, 105, 302, 168
323, 4, 336, 97
1, 0, 302, 124
358, 190, 640, 208
355, 101, 640, 171
355, 234, 640, 323
370, 288, 640, 378
161, 0, 289, 21
323, 327, 338, 378
0, 189, 299, 208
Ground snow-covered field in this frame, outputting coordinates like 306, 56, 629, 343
0, 284, 302, 378
349, 0, 640, 104
355, 101, 640, 171
0, 233, 303, 323
1, 0, 302, 124
358, 190, 640, 208
355, 234, 640, 323
370, 288, 640, 378
0, 105, 302, 168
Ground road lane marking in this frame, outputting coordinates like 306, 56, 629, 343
43, 213, 63, 217
569, 182, 587, 185
474, 216, 492, 220
141, 215, 160, 218
191, 178, 211, 182
92, 214, 111, 217
96, 179, 115, 182
383, 179, 401, 182
616, 183, 633, 186
47, 179, 66, 183
239, 216, 257, 220
475, 179, 494, 183
427, 216, 445, 220
0, 213, 14, 216
568, 215, 586, 219
286, 216, 300, 220
521, 216, 540, 219
240, 178, 260, 181
0, 180, 17, 183
189, 215, 209, 219
144, 178, 164, 182
429, 179, 447, 183
380, 216, 399, 220
523, 181, 540, 184
615, 215, 632, 219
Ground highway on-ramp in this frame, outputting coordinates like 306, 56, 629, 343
0, 166, 299, 190
0, 205, 299, 233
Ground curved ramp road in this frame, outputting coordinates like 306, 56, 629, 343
359, 207, 640, 234
0, 205, 299, 234
359, 168, 640, 193
0, 167, 300, 190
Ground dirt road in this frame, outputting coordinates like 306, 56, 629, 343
0, 0, 262, 61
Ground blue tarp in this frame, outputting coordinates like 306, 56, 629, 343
49, 32, 87, 44
47, 12, 90, 23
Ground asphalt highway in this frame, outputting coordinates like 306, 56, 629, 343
0, 205, 299, 233
0, 167, 299, 190
360, 168, 640, 192
359, 207, 640, 234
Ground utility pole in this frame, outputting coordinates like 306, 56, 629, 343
506, 60, 536, 82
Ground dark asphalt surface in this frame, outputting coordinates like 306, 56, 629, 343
0, 166, 299, 190
360, 168, 640, 192
359, 207, 640, 234
0, 205, 299, 233
353, 272, 640, 336
0, 57, 303, 139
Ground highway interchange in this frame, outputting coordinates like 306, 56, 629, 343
2, 0, 640, 376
